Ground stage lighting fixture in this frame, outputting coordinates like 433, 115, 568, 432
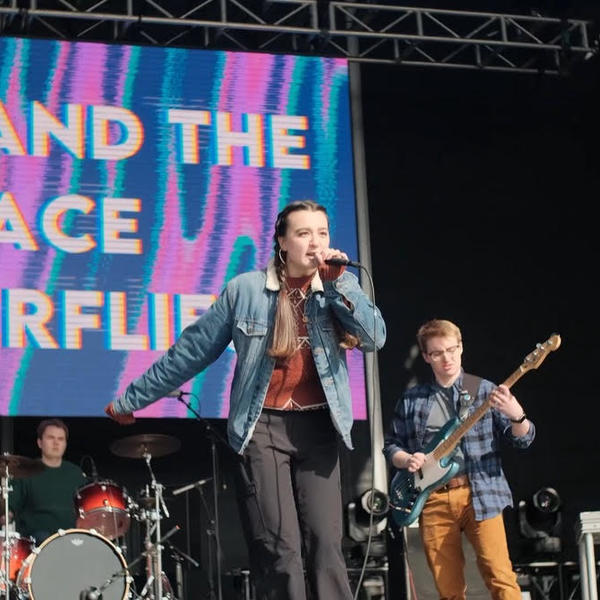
347, 488, 389, 544
361, 488, 389, 519
533, 487, 561, 514
518, 487, 562, 555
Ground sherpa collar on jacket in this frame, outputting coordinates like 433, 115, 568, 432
265, 258, 324, 293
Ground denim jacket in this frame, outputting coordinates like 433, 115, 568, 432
114, 261, 386, 454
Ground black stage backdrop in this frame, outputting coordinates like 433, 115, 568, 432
365, 53, 600, 595
5, 28, 600, 600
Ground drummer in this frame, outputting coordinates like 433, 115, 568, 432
5, 419, 86, 545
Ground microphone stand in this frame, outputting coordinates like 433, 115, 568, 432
166, 541, 200, 600
174, 393, 232, 600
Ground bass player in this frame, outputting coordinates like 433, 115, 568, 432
383, 318, 535, 600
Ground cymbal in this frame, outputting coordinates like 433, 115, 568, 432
109, 434, 181, 459
0, 453, 45, 478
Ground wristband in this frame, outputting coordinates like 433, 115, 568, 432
510, 413, 527, 424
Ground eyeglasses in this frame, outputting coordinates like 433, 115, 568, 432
427, 344, 461, 361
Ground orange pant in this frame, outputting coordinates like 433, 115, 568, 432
418, 485, 521, 600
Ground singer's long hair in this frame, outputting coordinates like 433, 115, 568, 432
268, 200, 359, 359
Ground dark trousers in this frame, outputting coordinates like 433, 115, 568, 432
234, 409, 353, 600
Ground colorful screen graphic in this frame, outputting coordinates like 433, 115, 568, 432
0, 37, 364, 419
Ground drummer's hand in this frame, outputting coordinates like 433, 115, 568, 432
105, 402, 136, 425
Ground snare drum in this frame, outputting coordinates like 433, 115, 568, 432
75, 480, 130, 540
16, 528, 129, 600
0, 532, 35, 590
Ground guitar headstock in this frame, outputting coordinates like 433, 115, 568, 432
521, 333, 561, 372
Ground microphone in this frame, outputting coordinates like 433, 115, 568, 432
172, 478, 213, 496
81, 455, 99, 481
324, 257, 362, 268
90, 457, 99, 480
160, 524, 181, 543
164, 389, 190, 398
80, 587, 100, 600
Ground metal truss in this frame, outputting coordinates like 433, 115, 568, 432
0, 0, 596, 74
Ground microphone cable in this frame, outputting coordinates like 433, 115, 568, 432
349, 263, 387, 600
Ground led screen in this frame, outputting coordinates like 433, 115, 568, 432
0, 37, 364, 418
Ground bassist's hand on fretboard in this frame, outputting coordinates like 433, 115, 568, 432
489, 384, 530, 436
489, 384, 521, 419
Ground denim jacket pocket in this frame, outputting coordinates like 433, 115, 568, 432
234, 319, 270, 366
236, 319, 268, 337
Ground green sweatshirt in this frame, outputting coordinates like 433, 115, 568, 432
10, 459, 86, 543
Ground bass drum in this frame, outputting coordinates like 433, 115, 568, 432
16, 528, 129, 600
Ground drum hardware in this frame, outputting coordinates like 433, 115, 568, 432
1, 453, 44, 599
110, 435, 181, 600
138, 524, 181, 600
71, 524, 181, 600
141, 452, 169, 600
139, 571, 176, 600
137, 484, 158, 509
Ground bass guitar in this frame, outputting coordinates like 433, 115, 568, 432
389, 333, 561, 528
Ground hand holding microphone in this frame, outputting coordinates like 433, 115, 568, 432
324, 256, 361, 268
316, 249, 361, 281
318, 249, 361, 268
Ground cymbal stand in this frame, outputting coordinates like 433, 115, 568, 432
142, 450, 170, 600
1, 467, 13, 599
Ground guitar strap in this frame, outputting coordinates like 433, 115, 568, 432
461, 372, 482, 407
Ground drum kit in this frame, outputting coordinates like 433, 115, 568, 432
0, 433, 197, 600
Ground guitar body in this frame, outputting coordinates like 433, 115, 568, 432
389, 418, 461, 528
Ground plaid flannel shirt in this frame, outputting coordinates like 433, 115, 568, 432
383, 371, 535, 521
